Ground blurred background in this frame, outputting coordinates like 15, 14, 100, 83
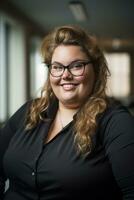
1, 0, 134, 127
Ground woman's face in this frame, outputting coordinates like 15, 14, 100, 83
50, 45, 95, 108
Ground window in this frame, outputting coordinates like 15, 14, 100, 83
8, 24, 27, 116
30, 38, 48, 98
105, 53, 130, 99
0, 14, 7, 122
0, 13, 27, 122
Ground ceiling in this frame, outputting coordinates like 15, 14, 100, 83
3, 0, 134, 40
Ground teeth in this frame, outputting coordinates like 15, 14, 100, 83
61, 83, 76, 86
62, 84, 76, 90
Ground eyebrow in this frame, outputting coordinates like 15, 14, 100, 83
51, 59, 89, 65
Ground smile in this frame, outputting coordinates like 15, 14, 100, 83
60, 83, 78, 90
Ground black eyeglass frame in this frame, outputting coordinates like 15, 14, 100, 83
48, 60, 92, 77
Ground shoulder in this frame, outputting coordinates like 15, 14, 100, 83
0, 100, 33, 152
2, 100, 33, 132
98, 102, 134, 147
100, 101, 133, 127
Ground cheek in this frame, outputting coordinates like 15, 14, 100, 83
75, 75, 91, 86
75, 72, 95, 93
50, 76, 60, 86
74, 76, 85, 82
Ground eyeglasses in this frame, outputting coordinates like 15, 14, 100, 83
48, 60, 92, 77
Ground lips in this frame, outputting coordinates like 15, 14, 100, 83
60, 83, 78, 90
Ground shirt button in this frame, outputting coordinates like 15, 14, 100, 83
32, 171, 35, 176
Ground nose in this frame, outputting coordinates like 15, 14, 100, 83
62, 68, 73, 79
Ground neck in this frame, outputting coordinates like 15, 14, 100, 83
59, 102, 79, 115
58, 102, 79, 128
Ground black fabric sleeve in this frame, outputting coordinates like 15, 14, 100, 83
0, 101, 31, 199
101, 106, 134, 199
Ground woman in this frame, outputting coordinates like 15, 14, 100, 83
0, 25, 134, 200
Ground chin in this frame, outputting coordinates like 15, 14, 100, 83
60, 98, 81, 107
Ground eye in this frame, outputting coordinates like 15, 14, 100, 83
70, 62, 84, 70
51, 64, 63, 71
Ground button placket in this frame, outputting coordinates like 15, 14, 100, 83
32, 171, 35, 176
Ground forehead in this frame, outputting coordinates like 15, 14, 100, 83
52, 45, 88, 63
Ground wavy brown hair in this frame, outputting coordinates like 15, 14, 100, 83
26, 25, 110, 154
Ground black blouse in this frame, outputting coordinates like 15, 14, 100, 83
0, 100, 134, 200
